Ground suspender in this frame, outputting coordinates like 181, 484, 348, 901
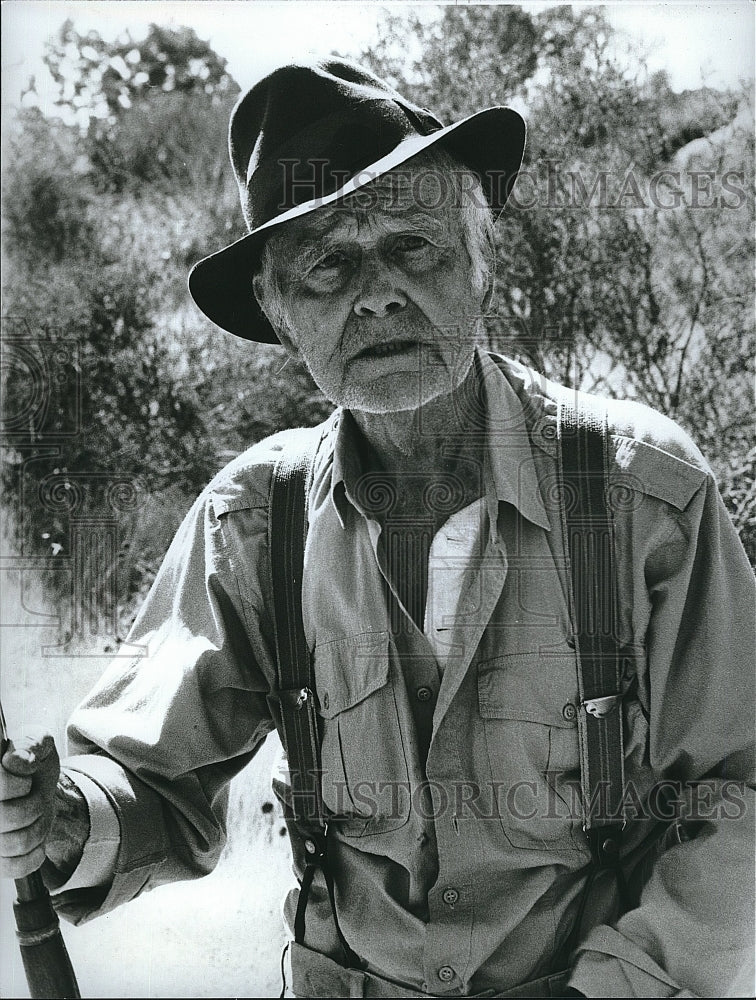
269, 429, 323, 836
268, 427, 360, 971
558, 398, 627, 865
557, 398, 629, 963
267, 399, 627, 975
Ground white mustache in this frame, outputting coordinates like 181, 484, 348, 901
341, 304, 466, 358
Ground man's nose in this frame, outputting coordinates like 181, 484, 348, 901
353, 260, 407, 318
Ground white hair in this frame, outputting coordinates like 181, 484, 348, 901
255, 148, 496, 342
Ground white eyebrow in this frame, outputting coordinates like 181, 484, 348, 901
288, 241, 338, 273
288, 211, 451, 266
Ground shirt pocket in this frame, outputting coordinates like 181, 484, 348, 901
314, 632, 411, 838
477, 651, 585, 852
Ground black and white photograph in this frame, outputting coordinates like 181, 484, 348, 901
1, 1, 754, 997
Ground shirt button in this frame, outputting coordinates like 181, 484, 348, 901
562, 702, 577, 722
322, 692, 330, 710
416, 686, 433, 702
442, 888, 459, 906
438, 966, 455, 983
542, 422, 558, 441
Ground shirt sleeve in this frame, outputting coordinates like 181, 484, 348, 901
569, 472, 756, 998
52, 481, 277, 925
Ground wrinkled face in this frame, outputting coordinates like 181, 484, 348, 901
253, 166, 489, 414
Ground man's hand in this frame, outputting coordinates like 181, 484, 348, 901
1, 731, 60, 878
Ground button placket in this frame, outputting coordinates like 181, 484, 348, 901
423, 829, 473, 991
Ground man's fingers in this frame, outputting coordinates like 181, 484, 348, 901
0, 795, 43, 832
0, 813, 49, 857
1, 733, 58, 777
0, 771, 33, 801
1, 733, 60, 817
0, 732, 60, 875
0, 844, 46, 880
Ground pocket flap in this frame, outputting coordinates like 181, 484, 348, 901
314, 631, 391, 718
478, 652, 578, 727
209, 490, 267, 518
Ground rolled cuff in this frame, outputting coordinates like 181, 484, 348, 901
52, 753, 170, 925
56, 769, 120, 892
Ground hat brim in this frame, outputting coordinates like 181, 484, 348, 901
188, 106, 525, 343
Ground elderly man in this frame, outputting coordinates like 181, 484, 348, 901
1, 60, 754, 999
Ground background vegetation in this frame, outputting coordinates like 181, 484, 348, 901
0, 11, 753, 997
2, 8, 753, 647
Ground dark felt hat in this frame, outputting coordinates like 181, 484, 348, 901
188, 58, 526, 343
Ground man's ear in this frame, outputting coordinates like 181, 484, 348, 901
252, 273, 298, 356
481, 273, 495, 315
252, 273, 266, 312
277, 329, 299, 357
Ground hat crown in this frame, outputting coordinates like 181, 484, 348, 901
228, 59, 444, 229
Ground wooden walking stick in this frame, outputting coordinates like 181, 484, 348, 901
1, 699, 81, 999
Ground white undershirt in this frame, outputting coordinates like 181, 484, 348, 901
424, 497, 487, 672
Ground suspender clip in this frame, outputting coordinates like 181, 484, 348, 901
296, 687, 313, 710
582, 694, 621, 718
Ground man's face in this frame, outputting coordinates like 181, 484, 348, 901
254, 165, 488, 414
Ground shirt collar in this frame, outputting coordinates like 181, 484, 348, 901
328, 347, 551, 534
476, 349, 551, 533
329, 409, 368, 528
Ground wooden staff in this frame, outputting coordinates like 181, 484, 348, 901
1, 700, 81, 999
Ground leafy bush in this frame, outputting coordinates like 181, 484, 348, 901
2, 100, 332, 634
87, 90, 237, 198
3, 109, 94, 263
2, 9, 752, 649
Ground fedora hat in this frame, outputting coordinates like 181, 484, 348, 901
189, 58, 526, 343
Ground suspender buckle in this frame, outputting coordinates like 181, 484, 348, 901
302, 828, 328, 864
585, 823, 626, 868
296, 687, 313, 710
582, 694, 621, 718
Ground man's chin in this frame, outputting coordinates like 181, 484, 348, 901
339, 378, 457, 416
323, 344, 478, 414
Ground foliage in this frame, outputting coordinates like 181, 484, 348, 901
2, 108, 94, 262
43, 19, 237, 119
2, 9, 753, 642
85, 89, 235, 196
360, 5, 754, 560
1, 105, 328, 632
39, 21, 241, 199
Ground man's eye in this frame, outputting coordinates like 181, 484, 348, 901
312, 251, 349, 272
394, 235, 431, 253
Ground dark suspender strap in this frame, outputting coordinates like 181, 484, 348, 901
269, 431, 324, 828
558, 400, 626, 866
268, 427, 361, 971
